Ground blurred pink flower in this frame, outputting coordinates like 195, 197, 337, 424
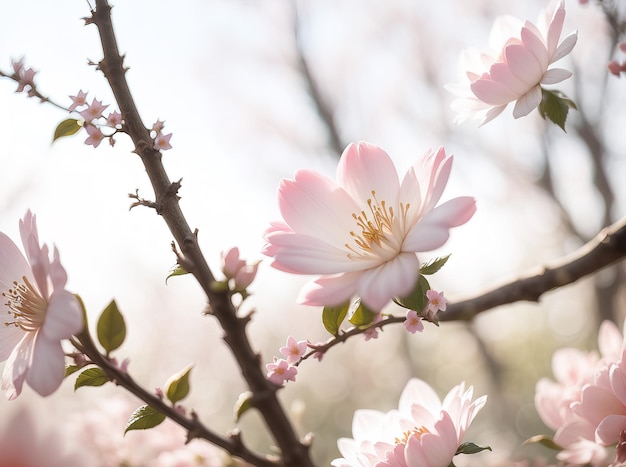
154, 132, 173, 151
220, 246, 259, 291
0, 406, 85, 466
332, 378, 487, 467
70, 395, 240, 466
0, 210, 83, 399
534, 320, 625, 465
448, 0, 577, 125
263, 142, 475, 312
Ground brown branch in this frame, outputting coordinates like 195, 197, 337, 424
89, 2, 314, 466
72, 331, 278, 467
441, 216, 626, 321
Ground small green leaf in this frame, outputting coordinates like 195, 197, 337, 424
455, 442, 492, 455
524, 434, 563, 451
124, 405, 166, 434
52, 118, 82, 143
164, 364, 193, 404
75, 367, 109, 390
234, 391, 254, 421
322, 302, 350, 336
97, 300, 126, 354
394, 275, 430, 312
65, 364, 83, 378
348, 300, 377, 327
538, 88, 577, 132
419, 255, 451, 275
165, 264, 189, 284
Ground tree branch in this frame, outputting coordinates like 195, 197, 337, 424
89, 2, 314, 466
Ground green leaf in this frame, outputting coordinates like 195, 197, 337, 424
538, 88, 577, 132
124, 405, 166, 434
75, 367, 109, 390
164, 364, 193, 404
322, 302, 350, 335
165, 264, 189, 284
419, 255, 451, 275
65, 364, 83, 378
455, 442, 492, 455
394, 275, 430, 312
523, 434, 563, 451
97, 300, 126, 354
348, 300, 377, 327
52, 118, 82, 143
234, 391, 254, 422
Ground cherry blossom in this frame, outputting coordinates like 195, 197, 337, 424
68, 90, 88, 112
279, 335, 307, 364
84, 124, 105, 148
220, 246, 259, 292
79, 97, 109, 121
11, 57, 37, 96
332, 378, 487, 467
404, 309, 424, 334
448, 0, 577, 125
266, 357, 297, 385
263, 142, 475, 312
0, 210, 83, 399
426, 289, 447, 314
154, 132, 173, 151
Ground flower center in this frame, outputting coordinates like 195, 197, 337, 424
3, 276, 47, 332
394, 426, 430, 445
346, 190, 410, 259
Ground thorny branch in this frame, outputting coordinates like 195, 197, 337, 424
89, 1, 315, 466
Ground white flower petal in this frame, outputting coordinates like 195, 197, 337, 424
298, 272, 361, 307
42, 289, 83, 340
513, 85, 542, 118
25, 332, 64, 397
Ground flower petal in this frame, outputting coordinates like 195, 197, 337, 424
512, 85, 542, 118
337, 142, 400, 207
541, 68, 572, 84
471, 78, 518, 105
356, 253, 420, 311
277, 169, 358, 246
1, 333, 33, 400
25, 332, 65, 397
42, 290, 83, 340
298, 272, 361, 307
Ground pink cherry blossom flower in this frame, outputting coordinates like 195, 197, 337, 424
79, 97, 108, 121
220, 247, 259, 291
331, 378, 487, 467
263, 142, 475, 312
404, 309, 424, 334
448, 0, 577, 125
68, 90, 88, 112
533, 320, 625, 465
426, 289, 447, 313
266, 357, 297, 385
0, 210, 83, 399
154, 132, 173, 151
279, 335, 308, 364
152, 119, 166, 133
84, 124, 105, 148
106, 110, 123, 127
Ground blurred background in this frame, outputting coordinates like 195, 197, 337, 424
0, 0, 625, 465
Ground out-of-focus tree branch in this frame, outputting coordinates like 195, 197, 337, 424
292, 1, 344, 156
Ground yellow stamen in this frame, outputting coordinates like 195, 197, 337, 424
3, 276, 47, 332
345, 190, 410, 258
394, 426, 430, 445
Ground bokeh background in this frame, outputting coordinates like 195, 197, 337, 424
0, 0, 625, 465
